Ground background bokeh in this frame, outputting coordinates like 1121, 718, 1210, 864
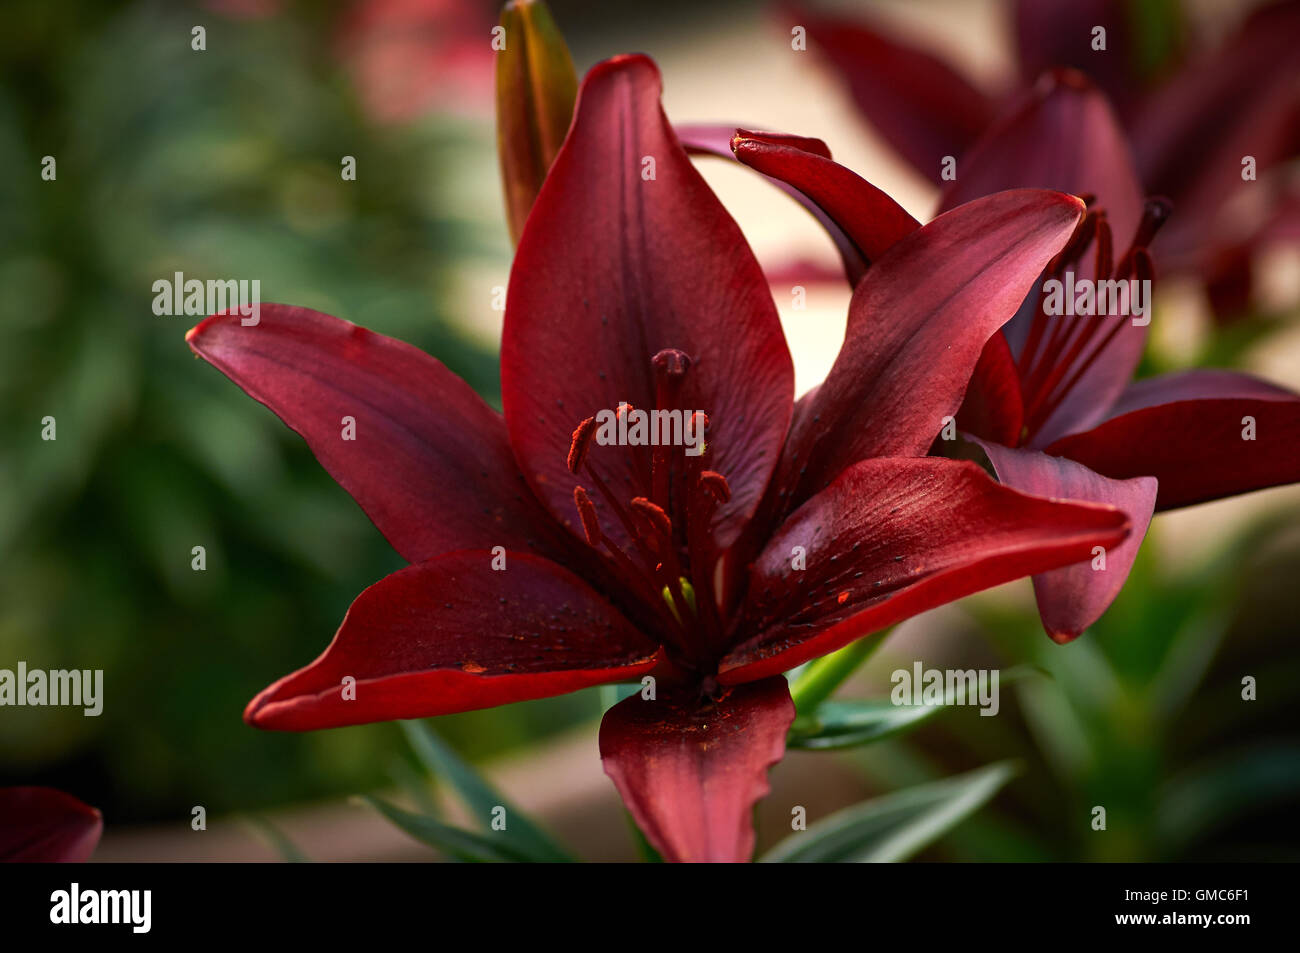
1, 0, 1297, 860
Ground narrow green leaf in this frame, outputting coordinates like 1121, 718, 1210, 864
790, 665, 1047, 749
1158, 745, 1300, 851
790, 699, 940, 750
360, 795, 535, 863
400, 720, 572, 862
387, 754, 439, 817
789, 630, 889, 714
243, 814, 311, 863
761, 762, 1018, 863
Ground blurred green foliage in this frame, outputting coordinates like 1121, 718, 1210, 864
848, 515, 1300, 861
2, 0, 1298, 868
0, 0, 593, 823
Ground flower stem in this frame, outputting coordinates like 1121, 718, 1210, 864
789, 628, 893, 714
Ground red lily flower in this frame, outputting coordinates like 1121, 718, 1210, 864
0, 787, 102, 863
739, 70, 1300, 640
788, 0, 1300, 317
188, 55, 1132, 862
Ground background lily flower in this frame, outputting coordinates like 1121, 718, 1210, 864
0, 787, 102, 862
736, 68, 1300, 640
335, 0, 496, 124
787, 0, 1300, 319
188, 53, 1133, 862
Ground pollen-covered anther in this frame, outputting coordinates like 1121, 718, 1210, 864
572, 486, 602, 546
1134, 197, 1173, 249
567, 416, 597, 474
629, 496, 673, 539
699, 469, 731, 504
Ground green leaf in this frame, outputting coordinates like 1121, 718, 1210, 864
387, 755, 439, 817
359, 795, 535, 863
790, 699, 941, 750
400, 719, 573, 862
761, 762, 1018, 862
790, 665, 1047, 750
789, 629, 890, 714
1158, 744, 1300, 851
243, 814, 311, 863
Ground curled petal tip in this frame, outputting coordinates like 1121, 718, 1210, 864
1046, 626, 1083, 645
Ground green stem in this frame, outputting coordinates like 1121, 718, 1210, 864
789, 629, 892, 714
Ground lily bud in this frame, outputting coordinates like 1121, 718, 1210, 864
496, 0, 577, 245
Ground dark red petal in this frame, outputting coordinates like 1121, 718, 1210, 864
938, 69, 1143, 252
778, 189, 1083, 507
502, 55, 794, 551
973, 439, 1157, 642
245, 551, 660, 730
791, 4, 996, 181
721, 457, 1130, 682
1133, 0, 1300, 269
0, 787, 102, 862
731, 129, 921, 284
188, 305, 567, 565
599, 676, 794, 863
676, 124, 870, 284
939, 70, 1149, 446
680, 125, 832, 162
1046, 369, 1300, 511
957, 332, 1025, 446
1013, 0, 1141, 113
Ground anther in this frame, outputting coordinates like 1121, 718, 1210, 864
1133, 197, 1173, 250
567, 416, 597, 474
572, 486, 601, 546
629, 496, 673, 539
699, 470, 731, 504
